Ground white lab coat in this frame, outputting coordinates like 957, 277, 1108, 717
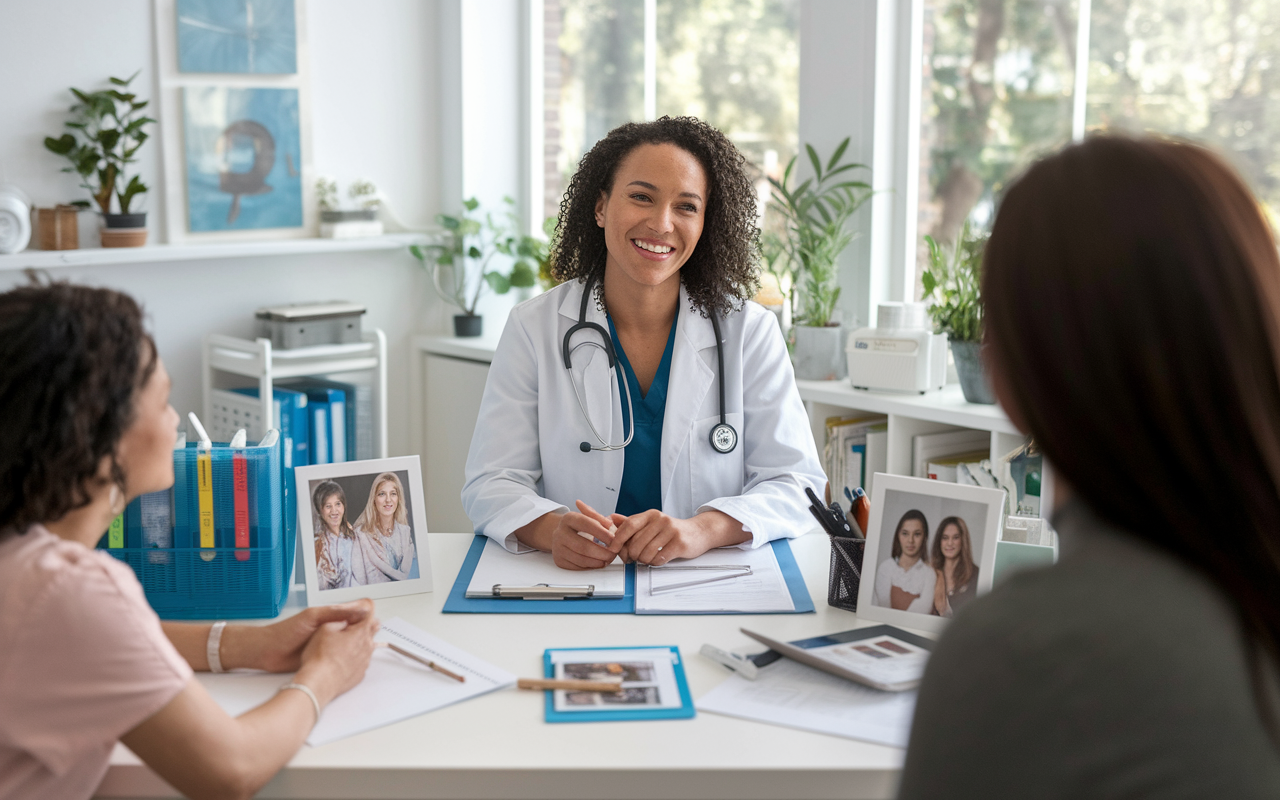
461, 279, 826, 552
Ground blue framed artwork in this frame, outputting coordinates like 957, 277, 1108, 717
177, 0, 297, 74
183, 87, 303, 231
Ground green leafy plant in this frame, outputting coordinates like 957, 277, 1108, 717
409, 197, 538, 316
530, 216, 559, 290
922, 221, 986, 343
43, 71, 155, 215
768, 137, 872, 327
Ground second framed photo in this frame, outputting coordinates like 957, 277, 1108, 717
296, 456, 433, 605
855, 474, 1005, 634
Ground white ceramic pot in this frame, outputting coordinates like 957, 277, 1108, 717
792, 323, 847, 381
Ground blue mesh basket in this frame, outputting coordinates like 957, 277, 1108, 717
101, 435, 296, 619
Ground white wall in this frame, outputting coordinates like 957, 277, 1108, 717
0, 0, 445, 456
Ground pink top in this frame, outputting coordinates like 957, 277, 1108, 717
0, 525, 192, 800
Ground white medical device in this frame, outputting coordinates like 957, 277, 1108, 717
846, 302, 948, 394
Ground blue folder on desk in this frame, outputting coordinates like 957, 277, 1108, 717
442, 535, 812, 614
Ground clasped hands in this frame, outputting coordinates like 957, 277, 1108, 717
548, 500, 742, 570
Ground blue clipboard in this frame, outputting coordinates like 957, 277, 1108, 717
442, 535, 637, 614
441, 535, 814, 615
542, 645, 695, 723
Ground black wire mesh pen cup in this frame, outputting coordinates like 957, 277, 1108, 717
828, 536, 866, 612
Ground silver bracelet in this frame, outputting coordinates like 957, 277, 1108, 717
278, 681, 321, 724
207, 621, 227, 673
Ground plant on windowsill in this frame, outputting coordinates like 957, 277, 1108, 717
409, 196, 538, 337
922, 221, 993, 403
769, 137, 873, 380
43, 71, 155, 248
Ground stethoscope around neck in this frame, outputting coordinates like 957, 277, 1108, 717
562, 275, 738, 455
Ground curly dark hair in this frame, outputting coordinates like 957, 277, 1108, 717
0, 279, 156, 534
551, 116, 761, 316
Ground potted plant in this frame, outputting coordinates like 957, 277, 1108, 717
410, 197, 537, 337
922, 222, 993, 403
769, 138, 872, 380
43, 71, 155, 248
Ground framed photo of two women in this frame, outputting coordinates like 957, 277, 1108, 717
296, 456, 434, 604
856, 474, 1005, 634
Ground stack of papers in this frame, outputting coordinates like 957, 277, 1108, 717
197, 617, 515, 746
697, 657, 918, 747
635, 544, 795, 614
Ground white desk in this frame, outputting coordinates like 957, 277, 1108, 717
99, 532, 909, 799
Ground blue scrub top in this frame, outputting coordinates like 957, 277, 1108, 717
608, 313, 678, 517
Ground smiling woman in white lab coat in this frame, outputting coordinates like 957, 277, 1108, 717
462, 116, 825, 570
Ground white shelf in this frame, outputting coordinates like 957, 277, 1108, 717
0, 232, 436, 271
414, 334, 505, 363
794, 380, 1019, 435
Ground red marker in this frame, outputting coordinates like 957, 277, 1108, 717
231, 429, 250, 562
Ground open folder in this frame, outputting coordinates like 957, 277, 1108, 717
443, 535, 813, 615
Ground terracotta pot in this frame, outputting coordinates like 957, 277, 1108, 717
100, 212, 147, 247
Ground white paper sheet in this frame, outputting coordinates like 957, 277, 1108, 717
697, 657, 917, 748
196, 617, 515, 746
465, 538, 625, 598
634, 545, 795, 614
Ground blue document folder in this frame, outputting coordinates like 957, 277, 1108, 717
441, 535, 813, 614
542, 646, 695, 723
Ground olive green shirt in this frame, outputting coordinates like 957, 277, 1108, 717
898, 501, 1280, 799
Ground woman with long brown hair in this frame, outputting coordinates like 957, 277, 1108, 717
898, 136, 1280, 795
929, 516, 977, 617
312, 480, 356, 590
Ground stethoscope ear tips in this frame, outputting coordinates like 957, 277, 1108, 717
580, 442, 592, 453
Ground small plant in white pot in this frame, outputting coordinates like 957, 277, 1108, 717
922, 222, 993, 403
769, 138, 872, 380
43, 71, 154, 248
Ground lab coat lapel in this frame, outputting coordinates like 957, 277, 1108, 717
661, 285, 715, 506
559, 280, 624, 505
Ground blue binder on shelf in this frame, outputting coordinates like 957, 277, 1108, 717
280, 378, 358, 462
541, 646, 695, 723
231, 387, 308, 470
441, 535, 812, 614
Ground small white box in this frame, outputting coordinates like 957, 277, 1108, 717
846, 303, 948, 394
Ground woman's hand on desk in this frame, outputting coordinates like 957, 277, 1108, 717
219, 599, 378, 673
294, 610, 381, 706
609, 509, 749, 565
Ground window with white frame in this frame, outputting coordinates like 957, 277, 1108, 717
916, 0, 1280, 295
540, 0, 800, 227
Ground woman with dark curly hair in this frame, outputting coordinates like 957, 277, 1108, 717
463, 116, 824, 569
0, 281, 378, 799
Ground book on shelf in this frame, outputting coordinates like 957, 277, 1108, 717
822, 415, 887, 512
226, 386, 310, 470
911, 429, 990, 478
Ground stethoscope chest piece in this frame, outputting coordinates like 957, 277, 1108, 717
709, 422, 738, 454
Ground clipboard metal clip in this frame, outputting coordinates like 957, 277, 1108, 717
491, 583, 596, 599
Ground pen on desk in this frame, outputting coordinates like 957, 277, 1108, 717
377, 641, 466, 683
517, 678, 624, 693
189, 413, 216, 562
